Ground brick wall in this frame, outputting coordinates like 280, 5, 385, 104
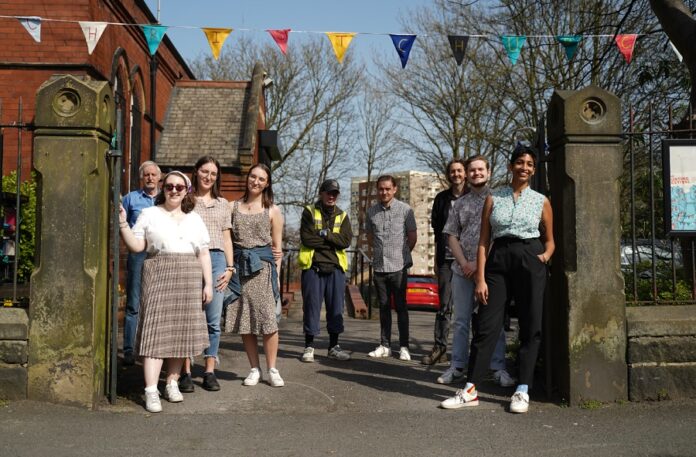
0, 0, 193, 189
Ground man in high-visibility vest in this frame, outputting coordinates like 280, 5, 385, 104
298, 179, 353, 362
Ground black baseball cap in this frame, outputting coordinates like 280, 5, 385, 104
319, 179, 340, 193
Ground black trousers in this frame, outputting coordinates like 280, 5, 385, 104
467, 237, 547, 387
374, 269, 409, 348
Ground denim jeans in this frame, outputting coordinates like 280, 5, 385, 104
123, 251, 146, 356
374, 269, 409, 348
204, 249, 226, 360
450, 272, 507, 371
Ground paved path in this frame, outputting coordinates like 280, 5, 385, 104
1, 311, 694, 456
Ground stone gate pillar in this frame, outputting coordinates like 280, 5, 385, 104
28, 75, 114, 408
546, 85, 627, 405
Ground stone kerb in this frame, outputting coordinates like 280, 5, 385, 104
0, 308, 29, 399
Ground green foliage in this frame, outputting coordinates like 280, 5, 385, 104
624, 261, 693, 304
1, 171, 37, 282
579, 399, 604, 410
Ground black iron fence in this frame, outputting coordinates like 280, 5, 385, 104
622, 103, 696, 305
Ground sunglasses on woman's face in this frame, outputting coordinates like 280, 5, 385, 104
164, 183, 187, 192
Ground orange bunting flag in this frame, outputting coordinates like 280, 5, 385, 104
615, 34, 637, 64
268, 29, 291, 55
202, 28, 232, 60
326, 32, 356, 64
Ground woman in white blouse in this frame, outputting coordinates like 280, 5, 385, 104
119, 170, 213, 413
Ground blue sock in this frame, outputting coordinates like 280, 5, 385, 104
515, 384, 529, 394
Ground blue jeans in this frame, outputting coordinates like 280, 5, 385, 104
204, 250, 226, 360
450, 273, 507, 371
124, 251, 146, 356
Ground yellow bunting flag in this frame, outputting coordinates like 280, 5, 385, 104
326, 32, 356, 64
203, 28, 233, 60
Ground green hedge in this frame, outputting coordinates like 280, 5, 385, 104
1, 171, 36, 282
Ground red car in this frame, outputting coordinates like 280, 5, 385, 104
391, 275, 440, 311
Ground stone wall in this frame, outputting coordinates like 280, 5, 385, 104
627, 306, 696, 401
0, 308, 28, 400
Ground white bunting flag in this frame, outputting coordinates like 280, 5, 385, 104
79, 21, 108, 55
669, 41, 683, 62
18, 16, 41, 43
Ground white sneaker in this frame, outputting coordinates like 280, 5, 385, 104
243, 367, 261, 386
510, 391, 529, 413
440, 385, 480, 409
368, 345, 391, 358
268, 368, 285, 387
399, 347, 411, 361
164, 381, 183, 402
144, 390, 162, 413
493, 369, 516, 387
301, 347, 315, 363
328, 345, 351, 361
437, 366, 466, 385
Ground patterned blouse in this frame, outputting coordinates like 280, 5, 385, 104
490, 186, 545, 240
193, 197, 231, 250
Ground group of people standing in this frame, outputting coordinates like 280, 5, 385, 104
120, 159, 284, 413
120, 142, 553, 415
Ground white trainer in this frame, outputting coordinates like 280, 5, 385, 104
268, 368, 285, 387
510, 391, 529, 413
164, 381, 183, 402
494, 369, 516, 387
368, 345, 391, 358
328, 345, 351, 361
301, 347, 315, 363
144, 390, 162, 413
437, 366, 466, 384
440, 385, 480, 409
243, 367, 261, 386
399, 347, 411, 361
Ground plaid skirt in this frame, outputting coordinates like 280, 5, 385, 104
135, 253, 209, 358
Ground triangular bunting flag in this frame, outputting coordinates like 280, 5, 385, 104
267, 29, 291, 55
17, 16, 41, 43
501, 35, 526, 65
669, 41, 683, 62
326, 32, 356, 64
389, 34, 416, 68
447, 35, 470, 66
140, 25, 168, 56
615, 34, 637, 64
202, 28, 232, 60
556, 35, 582, 61
79, 21, 108, 55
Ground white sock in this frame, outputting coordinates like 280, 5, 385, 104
465, 382, 475, 390
168, 379, 178, 387
144, 385, 158, 393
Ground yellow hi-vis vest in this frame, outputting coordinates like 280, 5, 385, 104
298, 205, 348, 272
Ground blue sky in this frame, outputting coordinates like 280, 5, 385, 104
144, 0, 430, 65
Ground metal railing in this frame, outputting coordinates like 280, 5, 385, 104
623, 103, 696, 305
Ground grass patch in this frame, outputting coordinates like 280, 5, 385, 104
579, 399, 604, 410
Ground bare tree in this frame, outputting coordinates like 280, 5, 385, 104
190, 34, 364, 219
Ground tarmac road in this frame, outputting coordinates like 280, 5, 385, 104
1, 311, 694, 457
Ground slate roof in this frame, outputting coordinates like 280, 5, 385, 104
156, 80, 254, 168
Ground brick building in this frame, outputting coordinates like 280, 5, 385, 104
350, 171, 444, 275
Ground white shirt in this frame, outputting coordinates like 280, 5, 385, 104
132, 206, 210, 255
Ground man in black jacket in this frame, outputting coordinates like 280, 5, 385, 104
422, 159, 467, 365
298, 179, 353, 363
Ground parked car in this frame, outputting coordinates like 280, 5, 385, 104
391, 274, 440, 311
620, 239, 683, 279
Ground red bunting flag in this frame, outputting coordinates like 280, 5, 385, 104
615, 34, 637, 64
267, 29, 291, 55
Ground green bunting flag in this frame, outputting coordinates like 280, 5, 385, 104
556, 35, 582, 61
501, 35, 526, 65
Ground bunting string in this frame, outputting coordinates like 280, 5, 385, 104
0, 13, 673, 68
